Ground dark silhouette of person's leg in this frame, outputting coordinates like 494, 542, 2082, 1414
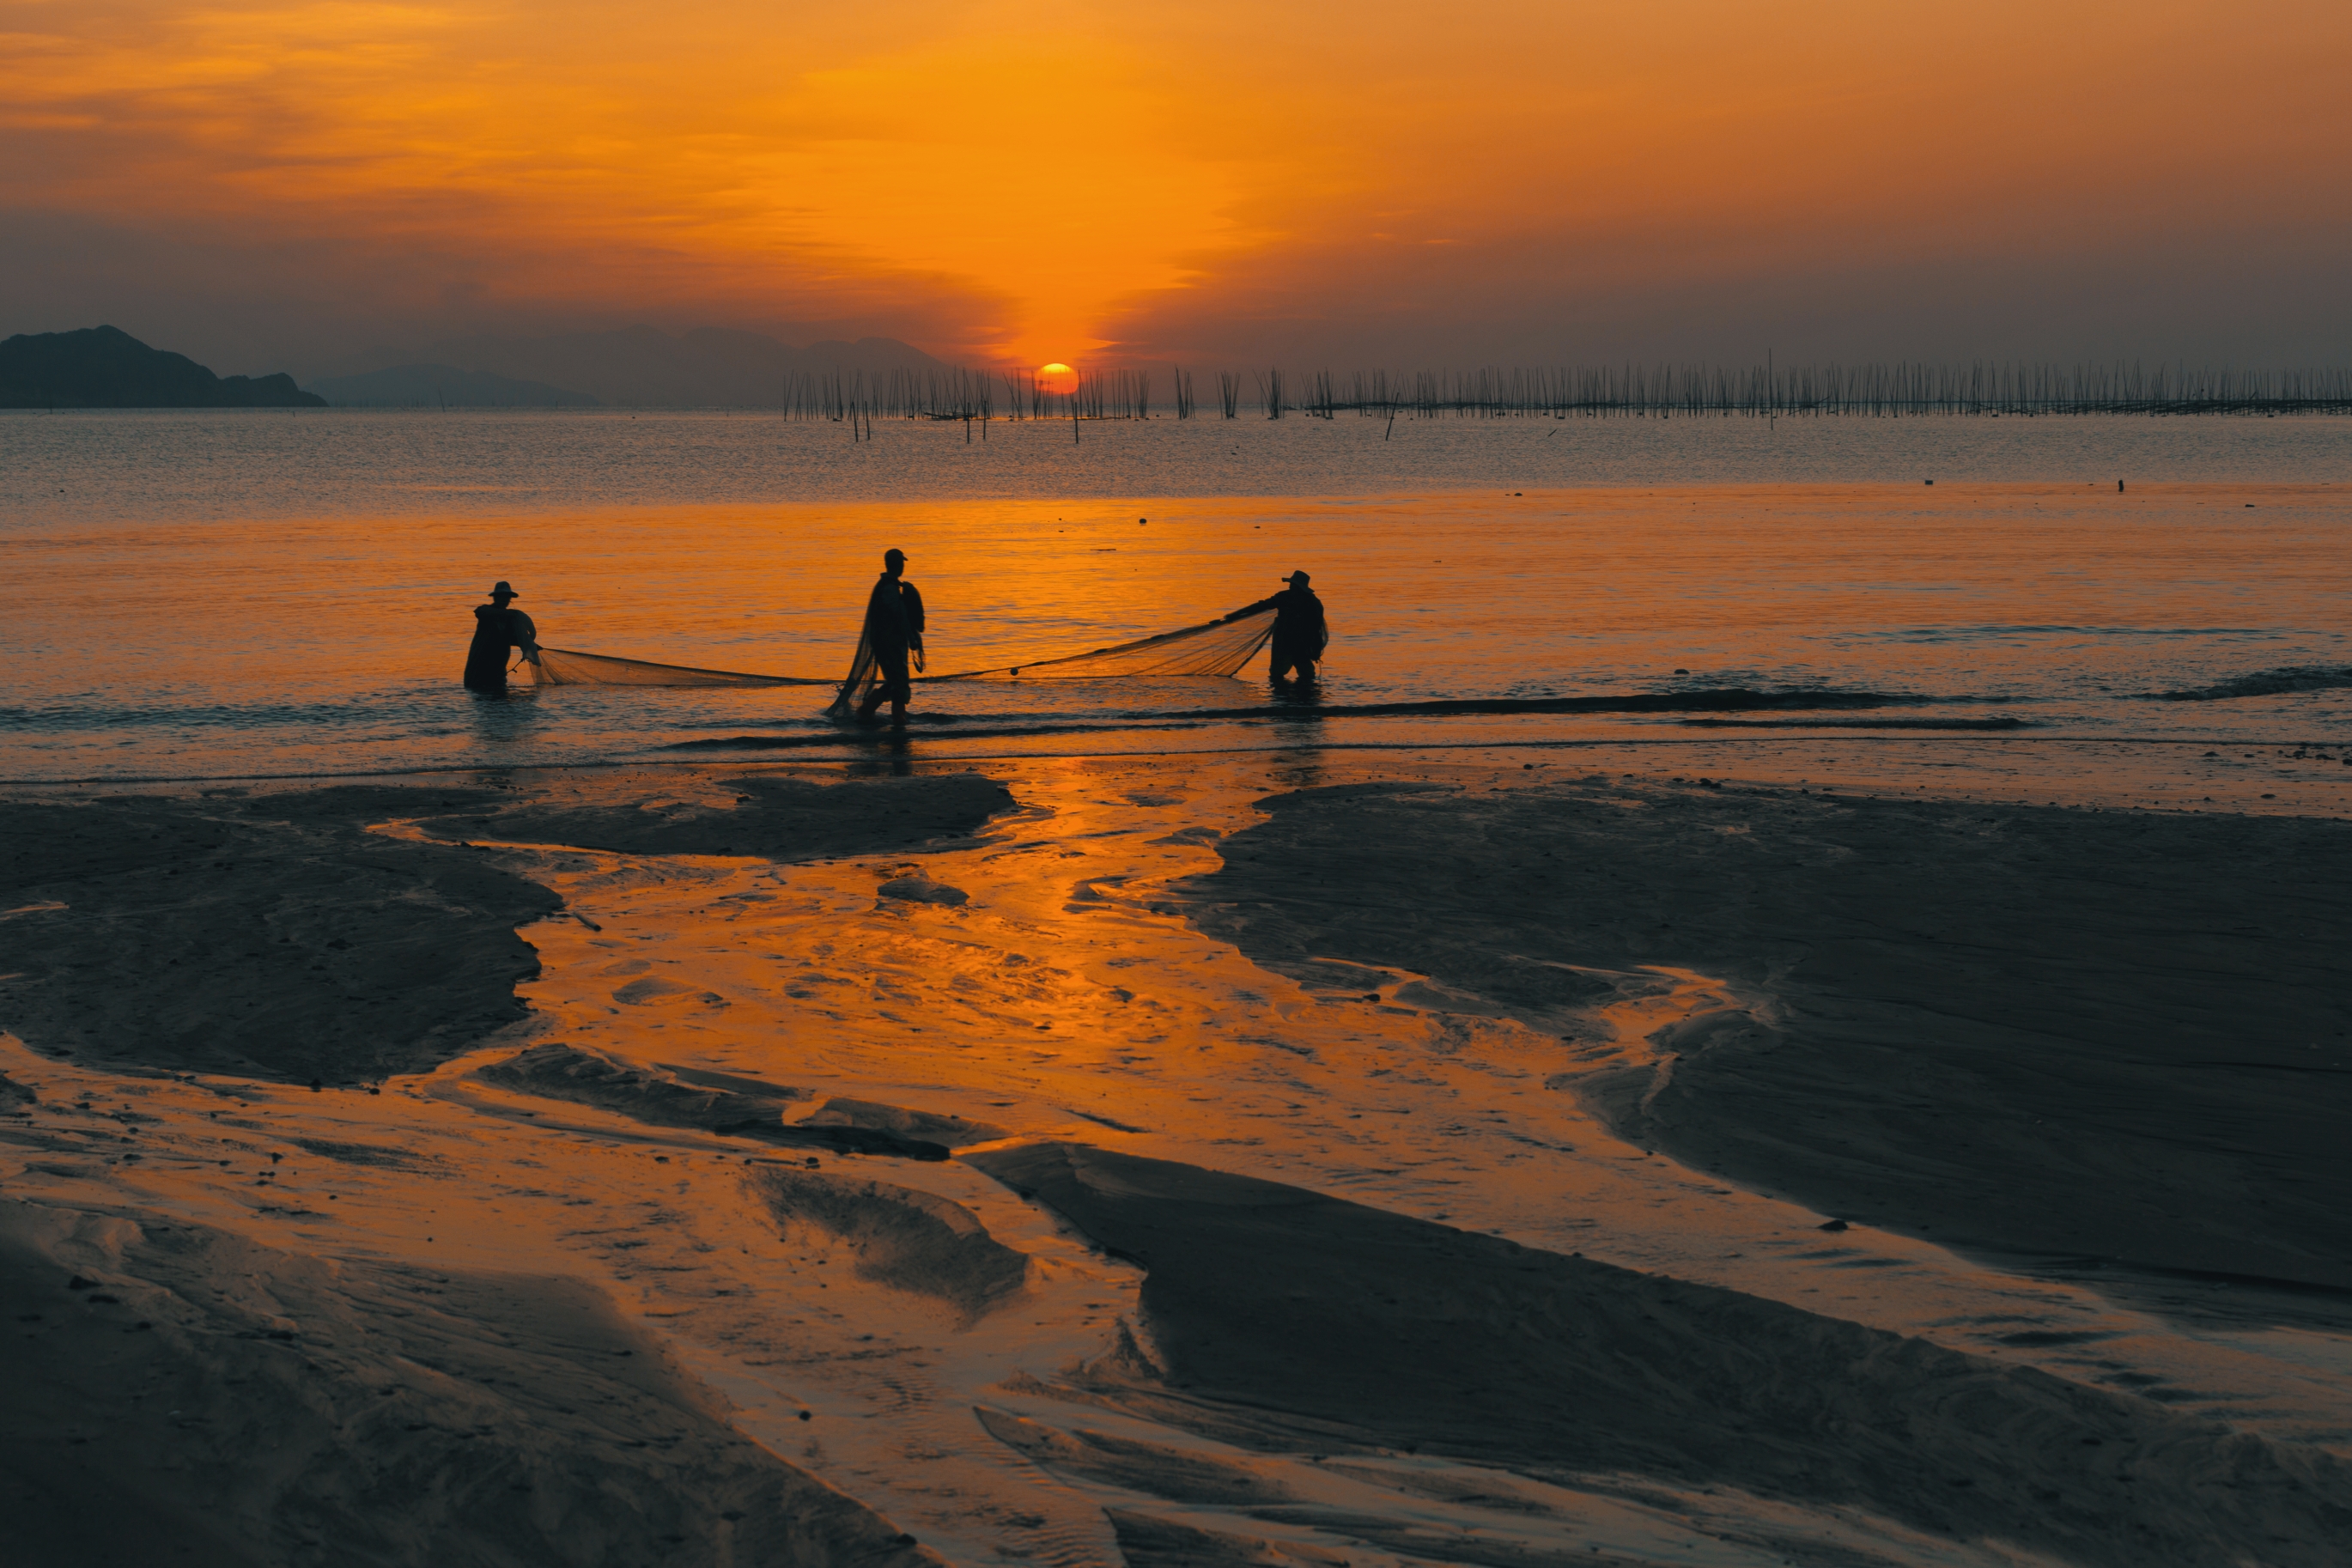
860, 648, 912, 721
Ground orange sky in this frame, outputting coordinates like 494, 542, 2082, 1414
5, 0, 2348, 374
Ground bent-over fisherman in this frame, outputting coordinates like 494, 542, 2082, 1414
1257, 569, 1327, 686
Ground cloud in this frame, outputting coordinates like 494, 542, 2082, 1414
5, 0, 2348, 372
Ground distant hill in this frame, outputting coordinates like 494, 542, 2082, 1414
305, 363, 600, 408
336, 325, 951, 408
0, 326, 325, 409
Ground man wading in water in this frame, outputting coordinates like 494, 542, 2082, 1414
464, 580, 540, 693
1262, 569, 1328, 687
854, 548, 927, 723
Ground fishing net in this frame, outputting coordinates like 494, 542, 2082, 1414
530, 600, 1281, 710
826, 628, 895, 716
824, 601, 1279, 714
532, 648, 829, 689
948, 605, 1278, 681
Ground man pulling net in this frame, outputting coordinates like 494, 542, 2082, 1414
828, 548, 927, 723
463, 580, 540, 693
1259, 569, 1328, 687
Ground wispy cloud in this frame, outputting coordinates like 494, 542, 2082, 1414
6, 0, 2349, 372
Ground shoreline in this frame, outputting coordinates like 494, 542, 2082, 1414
11, 726, 2352, 801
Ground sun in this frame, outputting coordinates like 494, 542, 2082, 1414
1035, 362, 1079, 395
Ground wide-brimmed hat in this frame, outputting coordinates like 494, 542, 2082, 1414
1284, 570, 1311, 584
489, 580, 519, 598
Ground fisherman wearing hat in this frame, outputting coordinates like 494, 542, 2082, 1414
463, 580, 542, 693
852, 548, 927, 723
1265, 569, 1328, 687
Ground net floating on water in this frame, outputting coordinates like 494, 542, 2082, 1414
529, 603, 1280, 704
532, 648, 829, 689
950, 604, 1278, 681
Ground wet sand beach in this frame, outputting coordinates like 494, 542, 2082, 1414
4, 743, 2350, 1565
1192, 773, 2352, 1291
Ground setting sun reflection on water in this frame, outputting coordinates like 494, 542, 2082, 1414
4, 411, 2349, 784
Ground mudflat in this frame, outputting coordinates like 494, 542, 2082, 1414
973, 1141, 2352, 1568
4, 752, 2349, 1566
0, 787, 558, 1083
1187, 776, 2352, 1290
0, 766, 1019, 1565
0, 771, 1014, 1084
0, 1202, 945, 1568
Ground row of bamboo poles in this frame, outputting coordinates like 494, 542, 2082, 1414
1283, 363, 2352, 417
787, 362, 2352, 425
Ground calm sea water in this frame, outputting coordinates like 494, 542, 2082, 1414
4, 410, 2349, 783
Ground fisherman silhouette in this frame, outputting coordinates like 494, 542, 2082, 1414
854, 549, 927, 723
464, 580, 540, 693
1261, 570, 1328, 687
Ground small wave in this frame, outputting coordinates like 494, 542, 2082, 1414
1852, 623, 2276, 642
2145, 665, 2352, 702
665, 718, 1219, 751
1176, 687, 1934, 720
662, 688, 1954, 751
1678, 716, 2027, 730
0, 696, 432, 732
665, 686, 1945, 732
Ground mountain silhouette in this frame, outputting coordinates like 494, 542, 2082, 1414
0, 326, 325, 409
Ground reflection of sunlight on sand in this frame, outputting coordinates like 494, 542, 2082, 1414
0, 1025, 1150, 1563
429, 756, 2352, 1472
432, 756, 2352, 1482
9, 739, 2349, 1559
